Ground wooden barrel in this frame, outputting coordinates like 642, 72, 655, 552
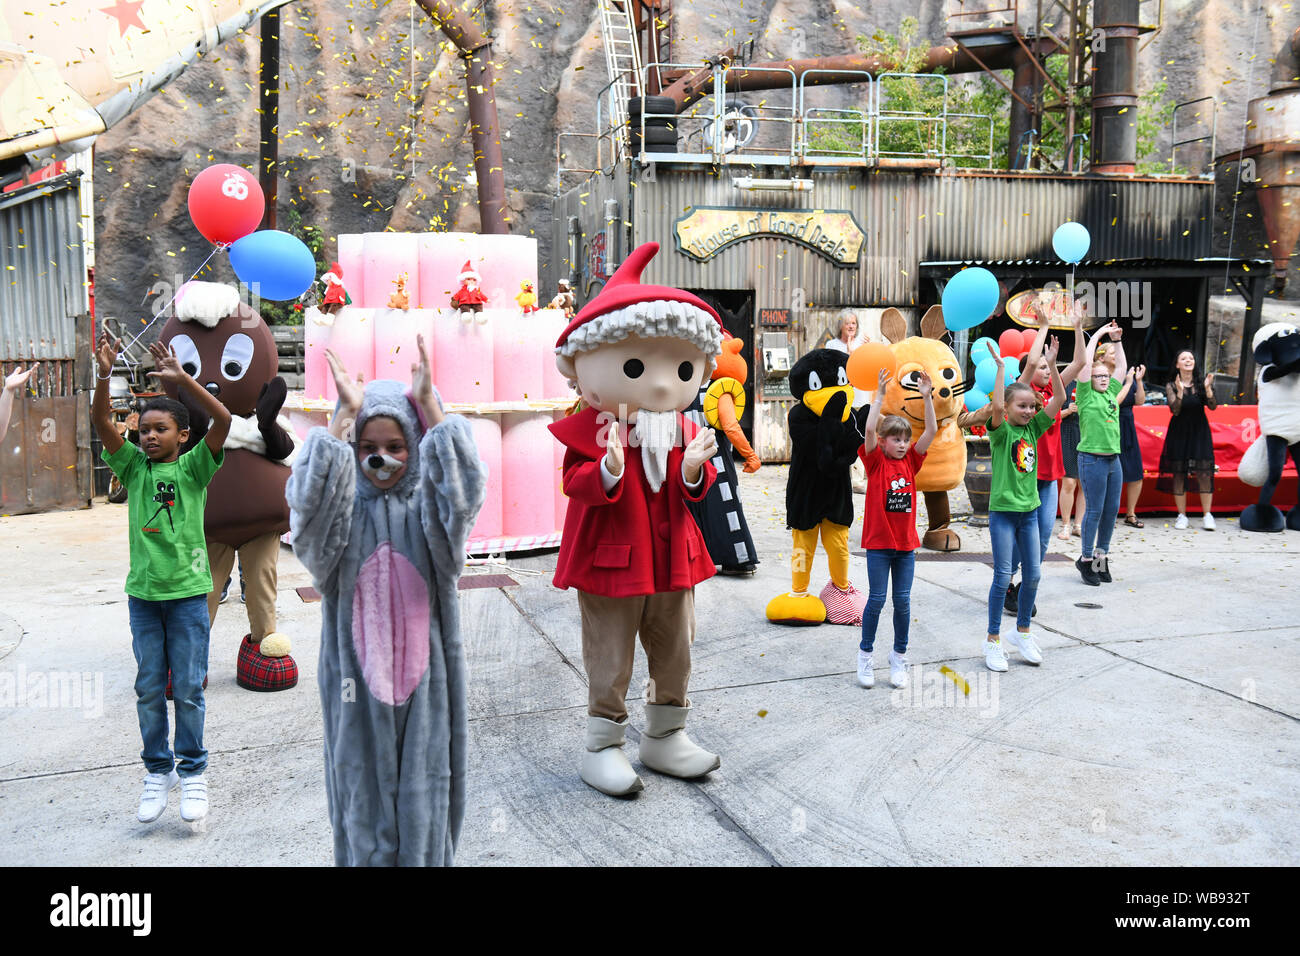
965, 439, 992, 527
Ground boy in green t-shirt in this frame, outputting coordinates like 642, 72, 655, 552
93, 333, 231, 825
983, 340, 1065, 673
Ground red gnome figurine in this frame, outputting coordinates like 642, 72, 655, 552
551, 242, 724, 798
319, 262, 349, 315
450, 260, 488, 323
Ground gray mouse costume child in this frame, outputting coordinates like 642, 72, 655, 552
286, 380, 486, 866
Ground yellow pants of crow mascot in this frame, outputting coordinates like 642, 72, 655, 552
766, 348, 870, 626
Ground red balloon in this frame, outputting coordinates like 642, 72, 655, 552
1021, 328, 1040, 355
998, 328, 1025, 359
187, 164, 265, 244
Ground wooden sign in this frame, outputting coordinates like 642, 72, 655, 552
674, 206, 866, 267
759, 307, 791, 327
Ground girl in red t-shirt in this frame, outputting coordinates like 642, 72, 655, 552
855, 368, 937, 690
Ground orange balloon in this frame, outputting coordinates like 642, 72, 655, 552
846, 343, 898, 390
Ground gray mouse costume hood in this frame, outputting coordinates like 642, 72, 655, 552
287, 379, 487, 866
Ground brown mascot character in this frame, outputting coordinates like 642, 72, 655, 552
159, 281, 299, 691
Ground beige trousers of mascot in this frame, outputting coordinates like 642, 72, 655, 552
578, 589, 695, 721
206, 531, 280, 641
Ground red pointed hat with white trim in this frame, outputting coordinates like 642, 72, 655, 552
554, 242, 722, 348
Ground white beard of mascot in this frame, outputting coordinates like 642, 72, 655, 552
1240, 322, 1300, 533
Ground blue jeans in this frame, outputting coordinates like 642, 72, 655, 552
128, 595, 211, 777
1011, 478, 1059, 575
1078, 452, 1123, 559
860, 549, 915, 654
988, 510, 1041, 635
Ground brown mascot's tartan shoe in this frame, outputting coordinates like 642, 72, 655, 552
236, 634, 298, 692
164, 672, 208, 701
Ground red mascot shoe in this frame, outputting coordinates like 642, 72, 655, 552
236, 633, 298, 692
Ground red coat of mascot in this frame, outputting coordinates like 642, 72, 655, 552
159, 281, 299, 691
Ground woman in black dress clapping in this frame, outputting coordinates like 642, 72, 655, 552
1157, 349, 1217, 530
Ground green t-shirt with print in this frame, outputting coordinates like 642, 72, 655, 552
989, 409, 1054, 513
102, 440, 223, 601
1076, 377, 1122, 454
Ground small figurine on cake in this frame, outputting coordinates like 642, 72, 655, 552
388, 274, 410, 311
319, 262, 351, 316
516, 280, 539, 314
549, 278, 576, 319
451, 260, 488, 322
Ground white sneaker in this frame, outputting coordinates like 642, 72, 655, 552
179, 775, 209, 822
888, 651, 910, 689
138, 770, 179, 823
1005, 630, 1044, 665
984, 639, 1009, 672
1202, 513, 1216, 531
856, 650, 875, 688
1174, 513, 1189, 530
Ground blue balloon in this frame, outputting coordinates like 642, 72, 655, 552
229, 230, 316, 301
1052, 221, 1091, 264
964, 388, 989, 411
941, 267, 1000, 331
970, 343, 992, 366
1004, 356, 1021, 381
975, 358, 998, 393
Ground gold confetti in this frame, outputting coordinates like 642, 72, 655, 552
757, 709, 768, 718
939, 666, 970, 697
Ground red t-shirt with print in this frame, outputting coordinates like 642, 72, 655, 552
859, 445, 926, 551
1033, 380, 1065, 482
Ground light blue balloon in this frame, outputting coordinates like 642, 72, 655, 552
1052, 221, 1091, 264
972, 335, 997, 357
1004, 356, 1021, 381
975, 358, 998, 393
970, 343, 991, 366
964, 388, 989, 411
941, 267, 1000, 331
229, 229, 317, 301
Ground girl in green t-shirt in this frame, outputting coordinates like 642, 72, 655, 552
982, 341, 1066, 673
1075, 322, 1134, 586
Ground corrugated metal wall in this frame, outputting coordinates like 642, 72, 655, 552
0, 172, 88, 360
626, 168, 1212, 308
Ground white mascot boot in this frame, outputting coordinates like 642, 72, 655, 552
580, 716, 644, 796
639, 704, 721, 779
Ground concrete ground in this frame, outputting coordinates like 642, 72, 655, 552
1, 465, 1297, 866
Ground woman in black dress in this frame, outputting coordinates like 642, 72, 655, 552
1157, 349, 1217, 530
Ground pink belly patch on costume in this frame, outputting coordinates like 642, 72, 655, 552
351, 542, 430, 706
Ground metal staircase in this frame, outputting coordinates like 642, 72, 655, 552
597, 0, 645, 156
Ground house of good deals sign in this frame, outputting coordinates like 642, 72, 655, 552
674, 206, 866, 267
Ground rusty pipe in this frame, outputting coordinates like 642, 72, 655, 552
660, 43, 1035, 111
415, 0, 507, 233
1270, 25, 1300, 92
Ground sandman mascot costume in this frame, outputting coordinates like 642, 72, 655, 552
551, 241, 724, 798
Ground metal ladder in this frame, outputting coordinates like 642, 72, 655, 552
597, 0, 644, 156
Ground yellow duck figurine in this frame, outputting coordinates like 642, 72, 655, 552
515, 280, 539, 314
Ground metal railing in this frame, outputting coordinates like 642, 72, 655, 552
558, 60, 998, 181
1171, 97, 1217, 178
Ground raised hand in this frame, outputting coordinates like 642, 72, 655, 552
1071, 300, 1086, 330
1106, 321, 1123, 341
604, 420, 624, 478
96, 333, 120, 378
4, 364, 38, 393
1204, 371, 1215, 394
1134, 364, 1146, 381
989, 342, 1005, 368
1045, 335, 1060, 363
146, 341, 184, 388
1174, 377, 1185, 397
917, 369, 933, 397
410, 333, 434, 408
876, 366, 891, 393
325, 348, 365, 414
683, 426, 719, 475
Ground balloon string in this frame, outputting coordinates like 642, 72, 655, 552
114, 243, 227, 363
